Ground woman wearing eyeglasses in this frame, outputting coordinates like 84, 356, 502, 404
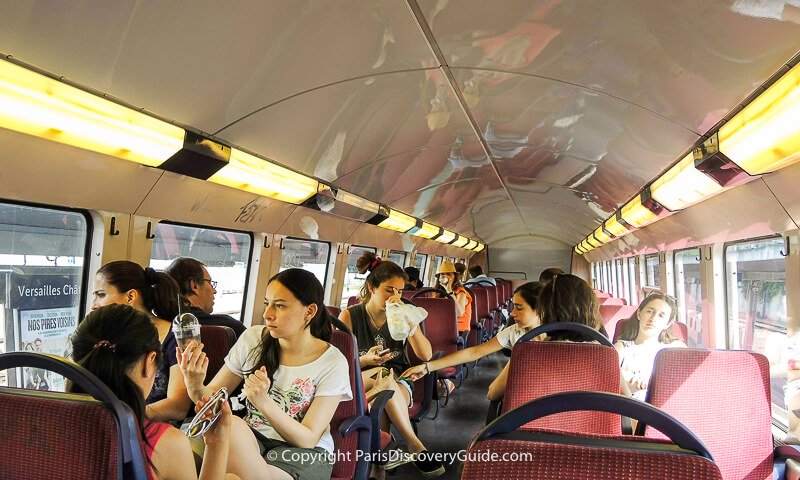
615, 293, 687, 400
91, 260, 193, 422
339, 251, 445, 479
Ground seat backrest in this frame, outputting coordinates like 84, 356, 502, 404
485, 285, 499, 311
470, 285, 490, 322
465, 391, 722, 480
405, 321, 435, 421
411, 297, 459, 358
502, 341, 621, 434
463, 286, 481, 347
328, 328, 368, 480
347, 296, 359, 307
327, 305, 342, 318
0, 352, 151, 480
643, 348, 772, 480
611, 318, 689, 344
601, 297, 626, 306
599, 304, 638, 338
594, 290, 611, 299
199, 325, 236, 382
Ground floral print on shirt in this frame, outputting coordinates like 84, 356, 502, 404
245, 377, 316, 429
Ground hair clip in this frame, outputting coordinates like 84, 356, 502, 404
92, 339, 117, 352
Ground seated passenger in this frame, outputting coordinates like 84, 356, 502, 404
435, 261, 472, 339
403, 266, 422, 291
92, 260, 192, 422
454, 262, 467, 284
403, 282, 543, 401
464, 265, 496, 286
165, 257, 246, 338
339, 252, 445, 479
615, 293, 687, 400
71, 304, 236, 480
179, 269, 352, 480
538, 267, 564, 283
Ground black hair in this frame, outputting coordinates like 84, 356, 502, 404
468, 265, 483, 278
164, 257, 206, 298
97, 260, 181, 320
539, 267, 565, 283
70, 304, 162, 473
356, 251, 407, 303
513, 281, 542, 311
537, 274, 600, 341
246, 268, 333, 385
617, 293, 679, 343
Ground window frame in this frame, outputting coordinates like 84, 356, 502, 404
280, 236, 332, 288
151, 220, 254, 318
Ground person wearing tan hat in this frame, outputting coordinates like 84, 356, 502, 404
436, 261, 472, 336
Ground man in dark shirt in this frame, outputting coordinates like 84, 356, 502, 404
164, 257, 246, 338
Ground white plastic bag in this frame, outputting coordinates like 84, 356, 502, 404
385, 302, 428, 341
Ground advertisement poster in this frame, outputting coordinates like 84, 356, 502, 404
17, 307, 77, 392
8, 272, 81, 391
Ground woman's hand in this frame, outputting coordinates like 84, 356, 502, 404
177, 341, 208, 391
372, 368, 394, 392
400, 364, 428, 382
195, 394, 232, 447
243, 366, 272, 408
360, 345, 391, 368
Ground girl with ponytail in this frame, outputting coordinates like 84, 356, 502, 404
91, 260, 192, 422
340, 251, 445, 479
71, 304, 235, 480
178, 269, 352, 480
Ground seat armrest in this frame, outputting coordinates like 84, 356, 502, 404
339, 414, 371, 437
369, 390, 394, 452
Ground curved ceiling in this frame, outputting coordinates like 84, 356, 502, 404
1, 1, 799, 249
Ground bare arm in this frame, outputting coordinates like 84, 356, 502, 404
407, 324, 433, 362
401, 337, 502, 380
487, 362, 510, 401
146, 364, 193, 422
258, 394, 342, 449
178, 342, 243, 403
151, 427, 198, 480
454, 291, 468, 318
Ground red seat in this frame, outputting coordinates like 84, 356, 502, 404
601, 297, 627, 306
599, 304, 638, 339
199, 325, 236, 382
594, 290, 611, 299
405, 321, 437, 428
463, 391, 723, 480
0, 352, 152, 480
611, 317, 688, 344
329, 323, 372, 480
469, 285, 492, 342
412, 297, 462, 403
326, 305, 341, 318
502, 341, 621, 434
641, 349, 773, 480
347, 296, 359, 307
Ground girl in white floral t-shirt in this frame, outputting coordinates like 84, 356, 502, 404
179, 269, 352, 480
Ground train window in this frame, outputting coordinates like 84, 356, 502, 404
616, 259, 628, 304
645, 254, 660, 287
593, 263, 600, 290
0, 201, 89, 390
605, 260, 613, 292
413, 253, 427, 280
388, 250, 407, 267
724, 237, 789, 427
279, 238, 330, 287
674, 248, 703, 347
340, 246, 377, 309
150, 223, 252, 321
432, 256, 445, 286
628, 258, 639, 305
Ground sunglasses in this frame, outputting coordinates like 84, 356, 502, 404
185, 387, 228, 438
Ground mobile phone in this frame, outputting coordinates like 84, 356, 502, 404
377, 348, 391, 356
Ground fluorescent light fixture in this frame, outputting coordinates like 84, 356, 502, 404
718, 62, 800, 175
0, 58, 184, 166
604, 213, 629, 238
409, 222, 441, 239
620, 193, 660, 228
650, 153, 723, 211
208, 148, 319, 204
333, 188, 380, 213
377, 209, 418, 233
582, 240, 593, 252
473, 242, 485, 252
575, 245, 585, 255
451, 236, 470, 248
594, 225, 613, 244
464, 240, 478, 250
435, 230, 457, 244
585, 235, 602, 248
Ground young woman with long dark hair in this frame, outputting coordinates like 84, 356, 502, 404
91, 260, 192, 422
179, 268, 352, 480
